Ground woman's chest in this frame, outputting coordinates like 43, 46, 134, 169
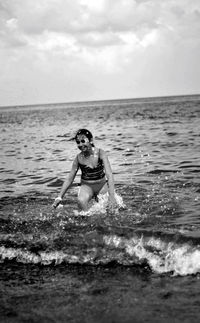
80, 152, 100, 169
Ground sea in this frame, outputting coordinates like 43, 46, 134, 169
0, 94, 200, 323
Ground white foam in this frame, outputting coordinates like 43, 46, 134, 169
103, 234, 200, 276
1, 235, 200, 275
77, 192, 126, 216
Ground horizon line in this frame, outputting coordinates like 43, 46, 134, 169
0, 92, 199, 109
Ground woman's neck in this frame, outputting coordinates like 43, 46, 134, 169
82, 146, 94, 158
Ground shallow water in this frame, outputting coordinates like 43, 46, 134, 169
1, 262, 200, 323
0, 95, 200, 322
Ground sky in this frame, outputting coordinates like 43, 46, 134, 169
0, 0, 200, 107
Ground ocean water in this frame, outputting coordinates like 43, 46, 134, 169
0, 95, 200, 322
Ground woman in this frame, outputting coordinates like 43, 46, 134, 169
52, 129, 117, 211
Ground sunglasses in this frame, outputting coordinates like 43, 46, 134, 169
76, 139, 87, 145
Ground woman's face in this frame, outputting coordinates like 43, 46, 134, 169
76, 135, 91, 152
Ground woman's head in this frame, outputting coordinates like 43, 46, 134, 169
75, 129, 94, 148
75, 129, 93, 141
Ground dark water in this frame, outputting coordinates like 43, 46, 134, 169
0, 95, 200, 322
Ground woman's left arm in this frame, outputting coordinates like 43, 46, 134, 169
100, 149, 116, 204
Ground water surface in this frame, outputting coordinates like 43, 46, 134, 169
0, 95, 200, 322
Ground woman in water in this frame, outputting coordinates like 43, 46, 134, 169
52, 129, 117, 211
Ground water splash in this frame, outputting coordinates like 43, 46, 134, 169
74, 192, 126, 217
104, 234, 200, 276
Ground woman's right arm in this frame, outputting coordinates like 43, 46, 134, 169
52, 156, 79, 208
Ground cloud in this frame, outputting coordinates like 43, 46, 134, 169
0, 0, 157, 71
0, 0, 200, 105
1, 0, 199, 54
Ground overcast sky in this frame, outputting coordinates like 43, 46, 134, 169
0, 0, 200, 106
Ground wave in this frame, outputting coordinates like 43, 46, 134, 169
104, 234, 200, 276
0, 188, 200, 277
147, 169, 178, 174
1, 231, 200, 276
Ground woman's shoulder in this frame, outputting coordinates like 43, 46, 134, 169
98, 147, 106, 158
76, 152, 88, 165
71, 153, 81, 166
76, 153, 82, 163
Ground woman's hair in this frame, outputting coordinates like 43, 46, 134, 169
75, 129, 93, 141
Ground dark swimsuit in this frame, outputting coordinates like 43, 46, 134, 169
78, 149, 105, 181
